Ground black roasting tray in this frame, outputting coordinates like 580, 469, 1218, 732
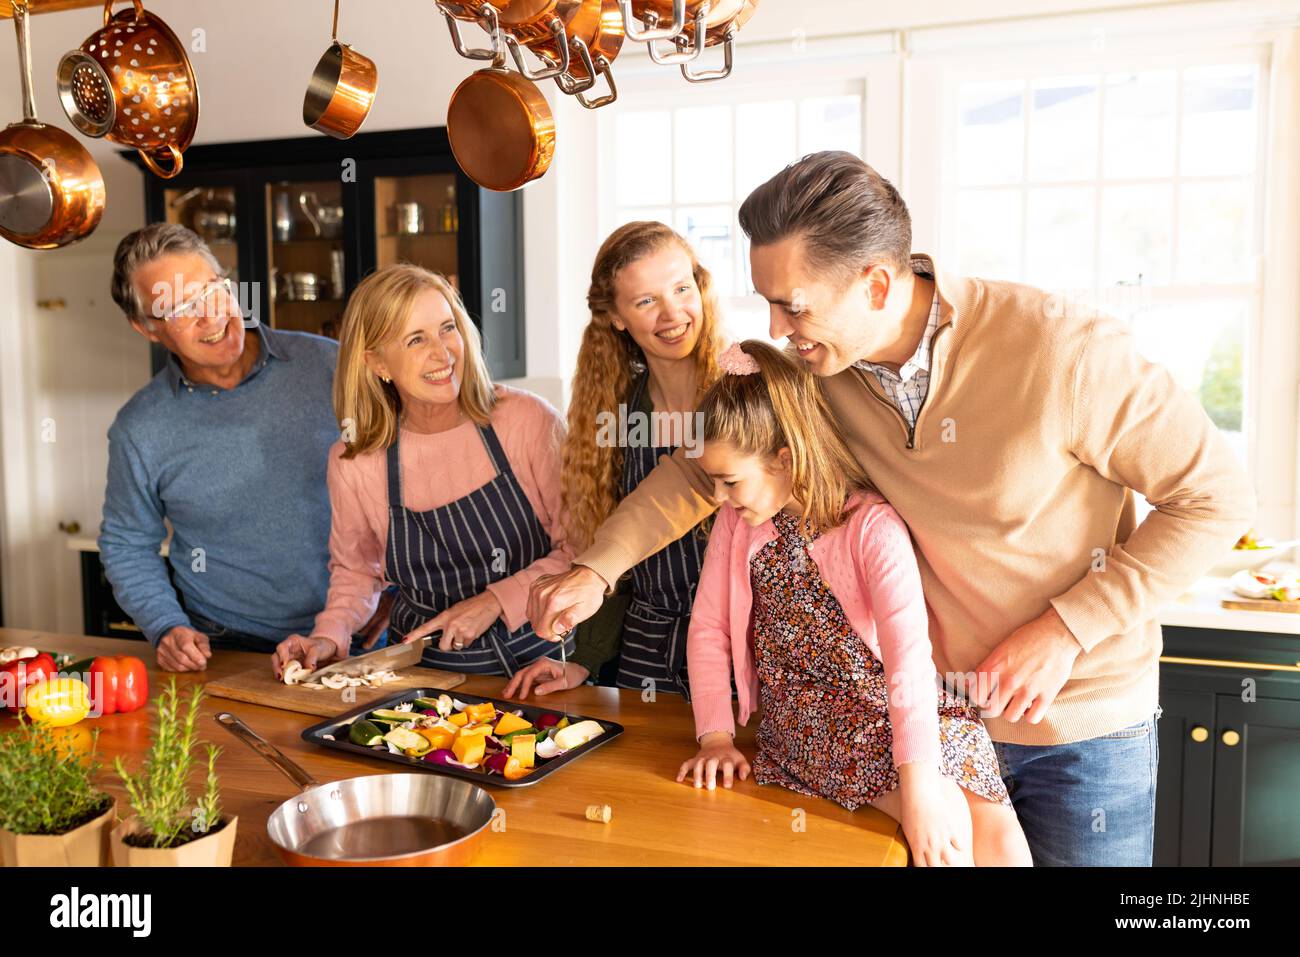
301, 687, 624, 788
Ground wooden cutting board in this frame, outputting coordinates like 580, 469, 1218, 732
1221, 598, 1300, 614
206, 665, 466, 717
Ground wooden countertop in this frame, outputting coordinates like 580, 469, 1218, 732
0, 628, 908, 867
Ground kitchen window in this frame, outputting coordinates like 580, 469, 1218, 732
939, 57, 1268, 478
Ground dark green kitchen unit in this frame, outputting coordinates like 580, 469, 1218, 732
1155, 625, 1300, 866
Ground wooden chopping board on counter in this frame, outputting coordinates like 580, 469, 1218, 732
206, 665, 467, 717
1221, 597, 1300, 614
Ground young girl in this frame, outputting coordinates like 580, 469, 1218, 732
677, 340, 1032, 867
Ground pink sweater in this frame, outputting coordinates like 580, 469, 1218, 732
688, 490, 942, 768
311, 385, 573, 658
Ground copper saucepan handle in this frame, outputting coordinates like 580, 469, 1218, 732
104, 0, 146, 26
141, 144, 183, 178
214, 712, 320, 793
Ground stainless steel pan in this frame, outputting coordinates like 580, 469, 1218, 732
215, 712, 495, 866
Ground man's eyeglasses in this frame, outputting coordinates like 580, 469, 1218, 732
152, 276, 240, 331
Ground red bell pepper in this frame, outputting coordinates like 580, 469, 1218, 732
0, 652, 55, 713
88, 655, 149, 715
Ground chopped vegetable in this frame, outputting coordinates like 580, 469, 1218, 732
349, 720, 386, 747
493, 712, 532, 736
511, 734, 535, 769
453, 734, 485, 766
553, 720, 605, 751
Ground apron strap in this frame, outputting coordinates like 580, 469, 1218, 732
477, 423, 511, 477
386, 429, 403, 510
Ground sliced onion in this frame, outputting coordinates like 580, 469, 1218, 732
452, 698, 469, 712
484, 752, 509, 774
534, 738, 561, 760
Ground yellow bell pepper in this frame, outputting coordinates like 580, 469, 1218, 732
24, 677, 91, 728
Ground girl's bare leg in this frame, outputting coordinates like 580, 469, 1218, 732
868, 778, 976, 866
964, 788, 1034, 866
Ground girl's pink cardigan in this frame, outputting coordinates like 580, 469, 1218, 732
687, 490, 942, 768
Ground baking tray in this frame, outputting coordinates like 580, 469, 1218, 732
301, 687, 624, 788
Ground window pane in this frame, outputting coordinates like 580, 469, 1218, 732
1100, 184, 1173, 286
1103, 71, 1176, 178
1029, 76, 1099, 182
737, 100, 797, 200
955, 188, 1022, 281
675, 205, 735, 297
958, 80, 1024, 186
1026, 187, 1096, 290
616, 111, 672, 206
798, 95, 863, 156
1181, 64, 1257, 176
674, 106, 733, 204
1177, 180, 1254, 282
1122, 299, 1246, 444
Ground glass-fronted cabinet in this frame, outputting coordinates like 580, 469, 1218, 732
267, 179, 347, 338
128, 127, 524, 378
164, 185, 240, 282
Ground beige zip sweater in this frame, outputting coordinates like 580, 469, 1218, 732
574, 254, 1256, 746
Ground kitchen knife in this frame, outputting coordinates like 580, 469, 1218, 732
306, 632, 439, 681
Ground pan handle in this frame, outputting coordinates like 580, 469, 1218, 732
680, 30, 734, 83
140, 145, 183, 179
104, 0, 146, 27
214, 712, 321, 793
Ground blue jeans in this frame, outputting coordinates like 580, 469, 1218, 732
992, 707, 1161, 866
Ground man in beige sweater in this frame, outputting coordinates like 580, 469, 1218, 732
526, 152, 1255, 866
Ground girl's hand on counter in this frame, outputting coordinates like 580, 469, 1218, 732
898, 762, 966, 867
157, 625, 212, 672
403, 590, 503, 652
503, 656, 590, 698
272, 634, 338, 678
677, 732, 751, 790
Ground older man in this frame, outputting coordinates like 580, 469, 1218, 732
527, 152, 1255, 866
99, 223, 371, 671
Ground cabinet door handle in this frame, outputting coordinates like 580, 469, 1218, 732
1190, 726, 1209, 742
1160, 655, 1300, 673
108, 621, 142, 633
1221, 729, 1241, 747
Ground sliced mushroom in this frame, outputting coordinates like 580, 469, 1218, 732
321, 673, 351, 690
282, 660, 309, 686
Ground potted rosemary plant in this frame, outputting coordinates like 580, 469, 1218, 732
111, 679, 236, 866
0, 716, 115, 867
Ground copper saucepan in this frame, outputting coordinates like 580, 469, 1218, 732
436, 1, 509, 62
498, 0, 588, 80
303, 0, 378, 139
56, 0, 199, 178
215, 712, 496, 866
447, 66, 556, 191
0, 1, 105, 250
668, 0, 756, 81
527, 0, 624, 108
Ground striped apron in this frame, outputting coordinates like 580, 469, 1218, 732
614, 372, 706, 699
384, 424, 573, 676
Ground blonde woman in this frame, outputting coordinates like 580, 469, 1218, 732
505, 222, 726, 699
273, 263, 574, 677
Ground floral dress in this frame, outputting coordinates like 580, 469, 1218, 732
750, 511, 1011, 811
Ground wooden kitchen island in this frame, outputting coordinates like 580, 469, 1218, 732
0, 629, 908, 867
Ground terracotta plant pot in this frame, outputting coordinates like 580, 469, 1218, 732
0, 796, 116, 867
110, 815, 237, 866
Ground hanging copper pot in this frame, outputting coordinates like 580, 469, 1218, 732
303, 0, 377, 139
447, 68, 555, 192
0, 1, 105, 250
56, 0, 199, 178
